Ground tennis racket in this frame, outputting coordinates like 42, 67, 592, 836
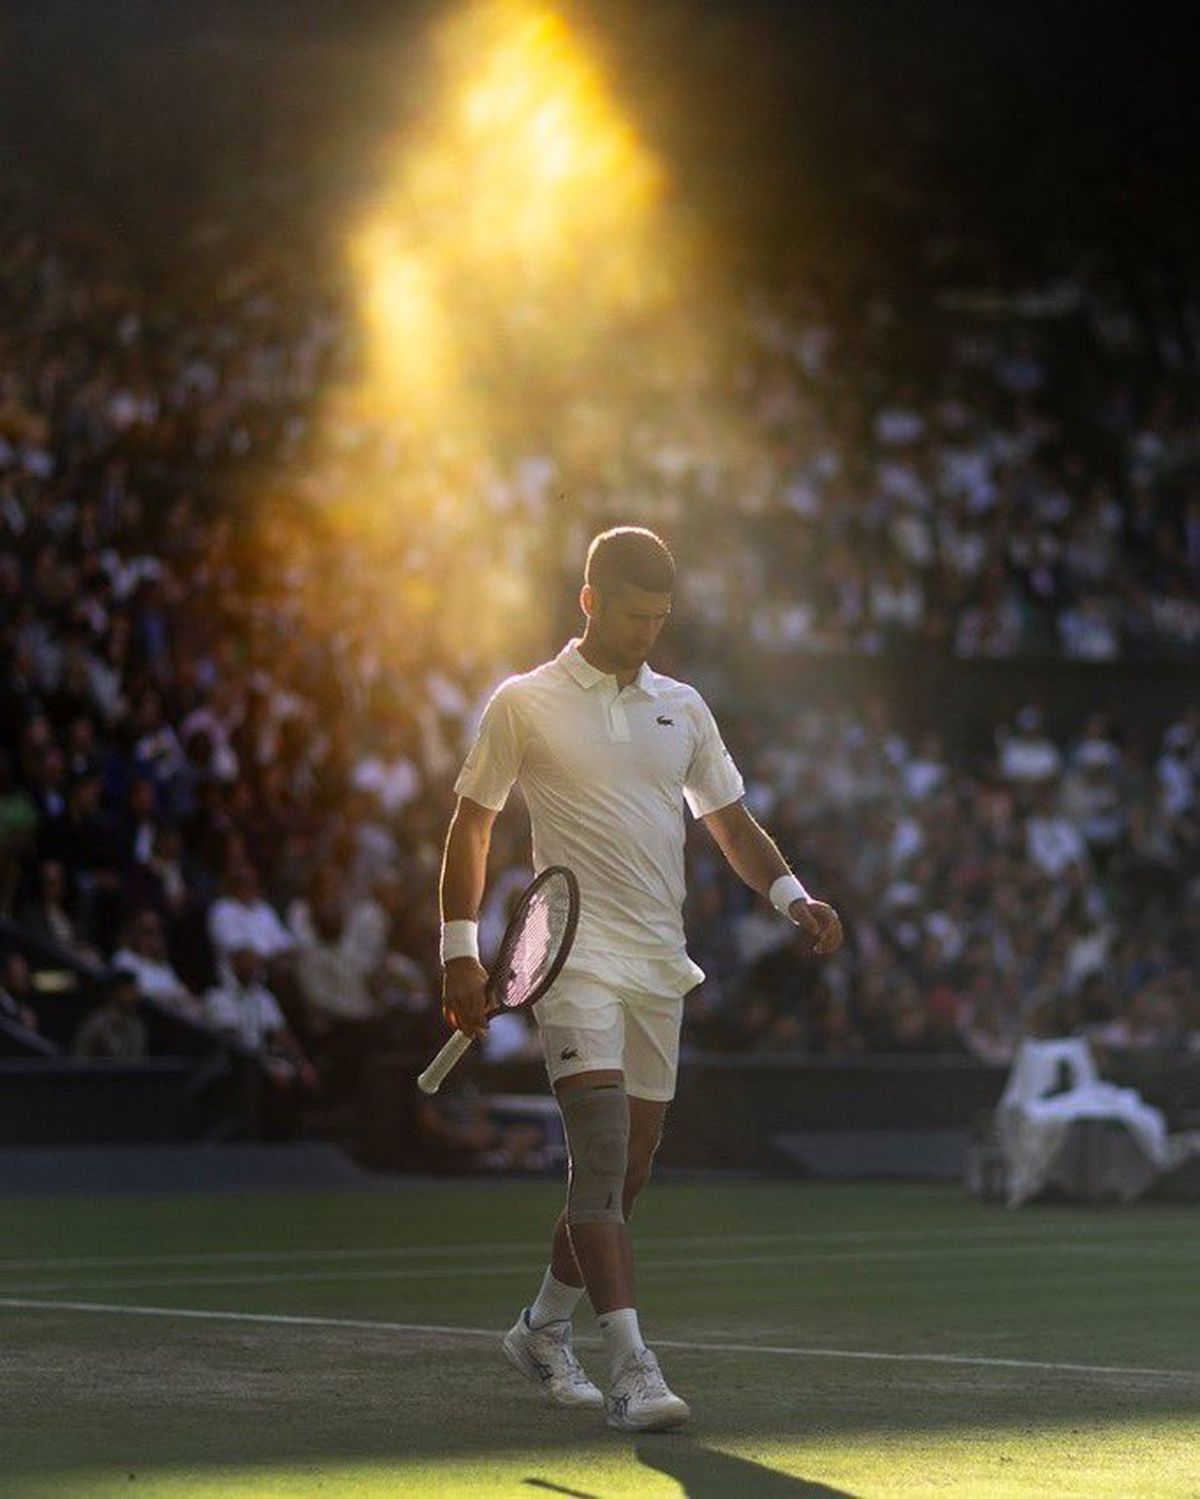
417, 864, 580, 1094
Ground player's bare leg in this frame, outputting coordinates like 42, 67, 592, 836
547, 1069, 628, 1309
501, 1067, 629, 1411
559, 1083, 664, 1311
503, 1111, 605, 1412
550, 1074, 687, 1429
505, 1073, 686, 1426
548, 1092, 664, 1291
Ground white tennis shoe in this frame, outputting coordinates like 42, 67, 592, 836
502, 1309, 604, 1410
604, 1347, 691, 1431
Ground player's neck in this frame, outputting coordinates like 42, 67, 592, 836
577, 633, 639, 688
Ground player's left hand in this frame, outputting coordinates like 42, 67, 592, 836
789, 897, 843, 956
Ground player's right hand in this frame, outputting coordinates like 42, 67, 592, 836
442, 958, 490, 1040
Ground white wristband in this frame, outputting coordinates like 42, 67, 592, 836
769, 873, 810, 918
440, 920, 480, 965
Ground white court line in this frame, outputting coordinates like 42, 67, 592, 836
0, 1295, 1196, 1386
0, 1241, 1185, 1297
0, 1226, 1182, 1276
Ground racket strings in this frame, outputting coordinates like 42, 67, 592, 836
492, 875, 574, 1009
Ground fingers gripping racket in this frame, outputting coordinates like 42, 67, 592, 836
418, 865, 580, 1094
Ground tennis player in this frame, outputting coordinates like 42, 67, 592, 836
440, 527, 842, 1431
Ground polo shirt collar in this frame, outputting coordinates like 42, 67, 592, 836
560, 639, 659, 699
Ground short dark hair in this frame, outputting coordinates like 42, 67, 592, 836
585, 527, 675, 595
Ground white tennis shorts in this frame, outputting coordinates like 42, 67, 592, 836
534, 969, 684, 1102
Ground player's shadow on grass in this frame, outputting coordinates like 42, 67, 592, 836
636, 1436, 857, 1497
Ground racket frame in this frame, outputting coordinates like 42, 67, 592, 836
417, 865, 579, 1094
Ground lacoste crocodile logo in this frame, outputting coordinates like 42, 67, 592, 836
656, 716, 674, 726
560, 1047, 579, 1061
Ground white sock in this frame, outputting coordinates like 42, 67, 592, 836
527, 1267, 585, 1329
597, 1306, 646, 1376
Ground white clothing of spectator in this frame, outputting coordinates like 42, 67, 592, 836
869, 574, 924, 631
205, 959, 289, 1053
1061, 747, 1125, 849
877, 458, 930, 509
1157, 725, 1194, 819
344, 892, 393, 973
295, 938, 377, 1029
1026, 808, 1088, 878
873, 405, 926, 446
890, 509, 936, 568
205, 952, 318, 1102
351, 719, 420, 817
889, 814, 924, 869
925, 907, 968, 965
111, 936, 195, 1012
133, 716, 187, 788
999, 710, 1062, 784
903, 736, 948, 802
180, 703, 240, 782
208, 865, 295, 979
939, 518, 988, 579
1058, 598, 1120, 660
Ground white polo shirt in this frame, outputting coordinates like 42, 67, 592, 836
455, 639, 744, 996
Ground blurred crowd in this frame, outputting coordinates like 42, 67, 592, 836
685, 700, 1199, 1066
2, 21, 1199, 1160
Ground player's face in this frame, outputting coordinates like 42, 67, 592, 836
589, 583, 672, 671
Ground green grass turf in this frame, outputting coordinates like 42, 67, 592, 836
0, 1180, 1196, 1496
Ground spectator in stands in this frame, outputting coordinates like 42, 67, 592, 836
72, 969, 147, 1060
0, 953, 42, 1035
350, 715, 421, 818
130, 688, 188, 814
999, 707, 1062, 785
121, 824, 196, 928
207, 862, 296, 982
204, 946, 320, 1131
0, 750, 38, 914
111, 909, 200, 1015
1025, 785, 1090, 880
115, 777, 161, 868
734, 926, 823, 1051
50, 771, 122, 943
293, 898, 392, 1094
415, 1082, 548, 1173
0, 63, 1197, 1135
20, 859, 103, 971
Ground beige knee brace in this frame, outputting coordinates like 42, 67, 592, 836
562, 1080, 629, 1225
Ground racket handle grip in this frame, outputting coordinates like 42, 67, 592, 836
417, 1030, 476, 1094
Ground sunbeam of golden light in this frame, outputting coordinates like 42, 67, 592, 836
343, 0, 675, 455
273, 1, 735, 669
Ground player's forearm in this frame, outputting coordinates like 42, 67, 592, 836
439, 803, 493, 922
706, 803, 792, 898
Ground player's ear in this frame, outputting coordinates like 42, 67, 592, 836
580, 583, 595, 619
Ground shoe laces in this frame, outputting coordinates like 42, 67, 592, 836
533, 1319, 590, 1383
624, 1348, 669, 1401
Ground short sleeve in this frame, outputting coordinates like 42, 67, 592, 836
683, 695, 744, 818
453, 681, 527, 812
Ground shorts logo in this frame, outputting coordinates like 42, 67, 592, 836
656, 715, 674, 726
560, 1047, 579, 1061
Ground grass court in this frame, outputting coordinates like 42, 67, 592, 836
0, 1178, 1196, 1496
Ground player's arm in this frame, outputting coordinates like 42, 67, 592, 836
439, 795, 499, 1039
700, 799, 843, 955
